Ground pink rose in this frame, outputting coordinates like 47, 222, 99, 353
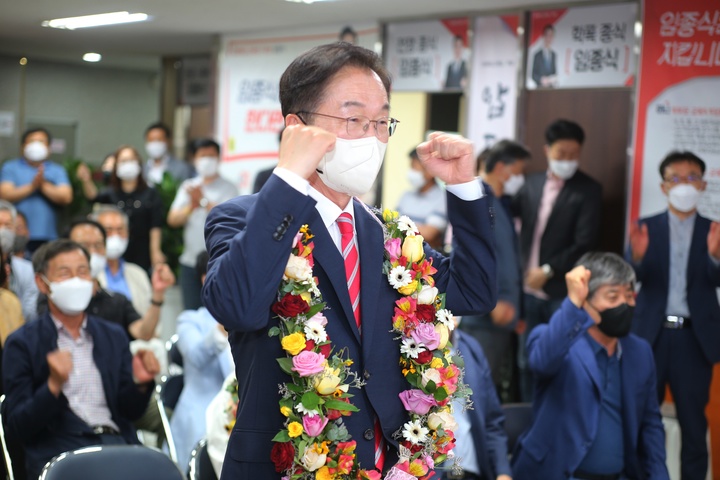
411, 323, 440, 350
302, 415, 329, 437
399, 389, 437, 415
385, 238, 402, 262
291, 351, 326, 377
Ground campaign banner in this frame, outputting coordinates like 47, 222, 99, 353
385, 18, 470, 92
526, 3, 637, 89
629, 2, 720, 222
215, 24, 379, 194
466, 14, 521, 154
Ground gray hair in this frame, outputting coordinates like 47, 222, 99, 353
90, 204, 129, 230
575, 251, 636, 298
0, 200, 17, 221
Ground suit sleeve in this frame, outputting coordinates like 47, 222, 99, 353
2, 334, 68, 442
527, 298, 595, 378
637, 345, 670, 480
202, 175, 317, 332
428, 192, 497, 316
625, 219, 648, 282
707, 253, 720, 286
545, 181, 602, 276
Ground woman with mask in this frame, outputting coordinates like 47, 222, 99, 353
82, 145, 165, 272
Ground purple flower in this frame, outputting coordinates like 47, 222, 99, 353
291, 351, 326, 377
399, 389, 437, 415
302, 415, 329, 437
385, 237, 402, 262
411, 323, 440, 350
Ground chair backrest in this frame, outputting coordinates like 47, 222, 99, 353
188, 438, 217, 480
502, 402, 533, 454
166, 334, 183, 375
156, 374, 185, 464
39, 445, 184, 480
0, 395, 15, 480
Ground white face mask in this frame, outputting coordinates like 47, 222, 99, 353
0, 227, 15, 255
89, 253, 107, 278
146, 141, 168, 159
24, 141, 49, 162
116, 161, 141, 180
195, 156, 219, 178
106, 235, 129, 260
548, 159, 579, 180
668, 184, 701, 212
44, 276, 94, 315
406, 169, 426, 190
317, 136, 387, 197
503, 174, 525, 196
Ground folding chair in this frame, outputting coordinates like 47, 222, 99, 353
187, 438, 217, 480
156, 374, 184, 464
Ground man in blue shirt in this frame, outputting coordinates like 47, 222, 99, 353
0, 127, 72, 252
512, 252, 668, 480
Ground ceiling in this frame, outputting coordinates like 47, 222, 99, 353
0, 0, 596, 71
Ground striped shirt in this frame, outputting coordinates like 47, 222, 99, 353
51, 315, 118, 430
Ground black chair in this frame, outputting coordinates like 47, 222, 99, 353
187, 438, 217, 480
166, 334, 184, 375
502, 402, 533, 454
39, 445, 184, 480
156, 374, 184, 464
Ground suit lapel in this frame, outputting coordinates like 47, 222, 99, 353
545, 176, 572, 231
658, 212, 671, 292
308, 211, 362, 344
687, 214, 706, 289
576, 336, 602, 394
354, 201, 385, 354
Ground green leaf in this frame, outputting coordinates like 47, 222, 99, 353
286, 383, 303, 394
434, 387, 449, 402
405, 372, 420, 388
272, 430, 291, 442
277, 358, 294, 375
451, 354, 465, 369
306, 303, 326, 318
424, 380, 437, 393
324, 398, 359, 413
268, 327, 281, 337
301, 391, 320, 410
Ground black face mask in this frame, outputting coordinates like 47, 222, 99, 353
593, 302, 634, 338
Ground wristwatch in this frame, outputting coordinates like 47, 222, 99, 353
541, 263, 554, 279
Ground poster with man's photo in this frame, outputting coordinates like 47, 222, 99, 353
526, 3, 638, 89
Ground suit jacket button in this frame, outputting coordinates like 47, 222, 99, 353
363, 428, 374, 440
273, 232, 283, 241
364, 370, 370, 380
283, 214, 294, 223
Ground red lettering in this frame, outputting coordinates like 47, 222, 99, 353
245, 110, 284, 133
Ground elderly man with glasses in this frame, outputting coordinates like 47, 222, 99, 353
203, 42, 497, 479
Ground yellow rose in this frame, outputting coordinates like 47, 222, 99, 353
314, 366, 342, 395
435, 323, 449, 350
398, 280, 419, 296
382, 209, 399, 222
288, 421, 303, 438
281, 332, 306, 356
280, 406, 292, 417
401, 235, 424, 263
430, 357, 444, 369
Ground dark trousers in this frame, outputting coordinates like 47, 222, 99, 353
461, 321, 515, 402
179, 264, 203, 311
518, 293, 563, 402
654, 328, 712, 480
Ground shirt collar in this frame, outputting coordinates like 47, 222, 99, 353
668, 209, 697, 226
308, 185, 356, 228
585, 331, 622, 360
51, 313, 89, 335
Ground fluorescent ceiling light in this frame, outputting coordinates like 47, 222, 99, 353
284, 0, 340, 3
83, 53, 102, 62
42, 11, 148, 30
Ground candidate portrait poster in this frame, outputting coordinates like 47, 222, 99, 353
526, 3, 637, 89
466, 14, 521, 155
629, 1, 720, 222
216, 24, 379, 194
385, 18, 470, 92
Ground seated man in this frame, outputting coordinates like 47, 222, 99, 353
2, 239, 159, 479
0, 200, 39, 321
511, 252, 668, 480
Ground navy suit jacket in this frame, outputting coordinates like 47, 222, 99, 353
531, 48, 557, 87
454, 330, 511, 478
628, 211, 720, 364
511, 299, 668, 480
203, 175, 497, 479
2, 313, 152, 479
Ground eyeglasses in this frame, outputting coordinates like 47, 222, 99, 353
664, 174, 703, 185
296, 111, 399, 141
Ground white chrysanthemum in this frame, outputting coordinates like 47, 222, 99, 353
304, 319, 328, 343
436, 309, 455, 331
397, 215, 419, 236
295, 403, 320, 417
400, 337, 426, 359
388, 266, 413, 289
402, 419, 429, 445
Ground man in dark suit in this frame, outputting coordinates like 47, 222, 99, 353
512, 253, 668, 480
627, 151, 720, 479
512, 119, 601, 401
444, 35, 468, 90
442, 327, 511, 480
203, 43, 497, 479
530, 25, 557, 88
2, 239, 159, 479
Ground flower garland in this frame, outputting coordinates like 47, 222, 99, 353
269, 225, 381, 480
270, 214, 468, 480
382, 209, 469, 479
